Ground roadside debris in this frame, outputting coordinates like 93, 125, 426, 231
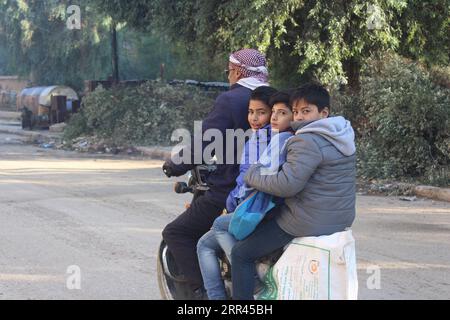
61, 136, 140, 156
357, 180, 416, 197
40, 142, 55, 149
399, 196, 418, 202
49, 123, 67, 133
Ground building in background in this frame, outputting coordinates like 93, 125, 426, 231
0, 76, 31, 110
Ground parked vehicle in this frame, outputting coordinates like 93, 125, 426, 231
17, 86, 79, 129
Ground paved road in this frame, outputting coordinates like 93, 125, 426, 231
0, 133, 449, 300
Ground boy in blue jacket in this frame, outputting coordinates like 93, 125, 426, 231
197, 90, 294, 300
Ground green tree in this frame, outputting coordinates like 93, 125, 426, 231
0, 0, 227, 88
0, 33, 9, 74
92, 0, 450, 89
0, 0, 112, 90
397, 0, 450, 66
2, 1, 448, 89
117, 28, 226, 82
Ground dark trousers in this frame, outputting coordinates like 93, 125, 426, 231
162, 194, 224, 290
231, 218, 294, 300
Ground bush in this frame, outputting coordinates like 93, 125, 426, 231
331, 90, 366, 138
64, 112, 91, 141
356, 54, 450, 184
64, 82, 216, 146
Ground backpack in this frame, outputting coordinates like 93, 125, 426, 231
228, 191, 276, 241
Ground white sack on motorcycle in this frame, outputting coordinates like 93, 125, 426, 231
258, 230, 358, 300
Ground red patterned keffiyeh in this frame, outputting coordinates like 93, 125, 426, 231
230, 49, 269, 84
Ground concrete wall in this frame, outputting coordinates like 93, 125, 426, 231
0, 76, 30, 109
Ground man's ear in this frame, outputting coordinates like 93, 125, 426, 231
236, 67, 244, 80
321, 107, 330, 118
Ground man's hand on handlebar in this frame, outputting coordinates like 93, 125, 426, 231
162, 162, 174, 178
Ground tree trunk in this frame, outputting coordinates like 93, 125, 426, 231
111, 22, 119, 84
343, 57, 361, 93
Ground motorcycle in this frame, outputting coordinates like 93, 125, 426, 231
157, 165, 283, 300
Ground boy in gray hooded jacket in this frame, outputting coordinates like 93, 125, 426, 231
231, 83, 357, 300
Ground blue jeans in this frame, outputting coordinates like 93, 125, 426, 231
197, 214, 237, 300
231, 218, 294, 300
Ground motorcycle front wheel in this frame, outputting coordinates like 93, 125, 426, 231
157, 240, 199, 300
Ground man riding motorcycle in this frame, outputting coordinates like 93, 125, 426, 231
162, 49, 270, 299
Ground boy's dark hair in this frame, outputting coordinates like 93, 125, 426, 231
269, 90, 293, 110
251, 86, 278, 107
290, 83, 330, 112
